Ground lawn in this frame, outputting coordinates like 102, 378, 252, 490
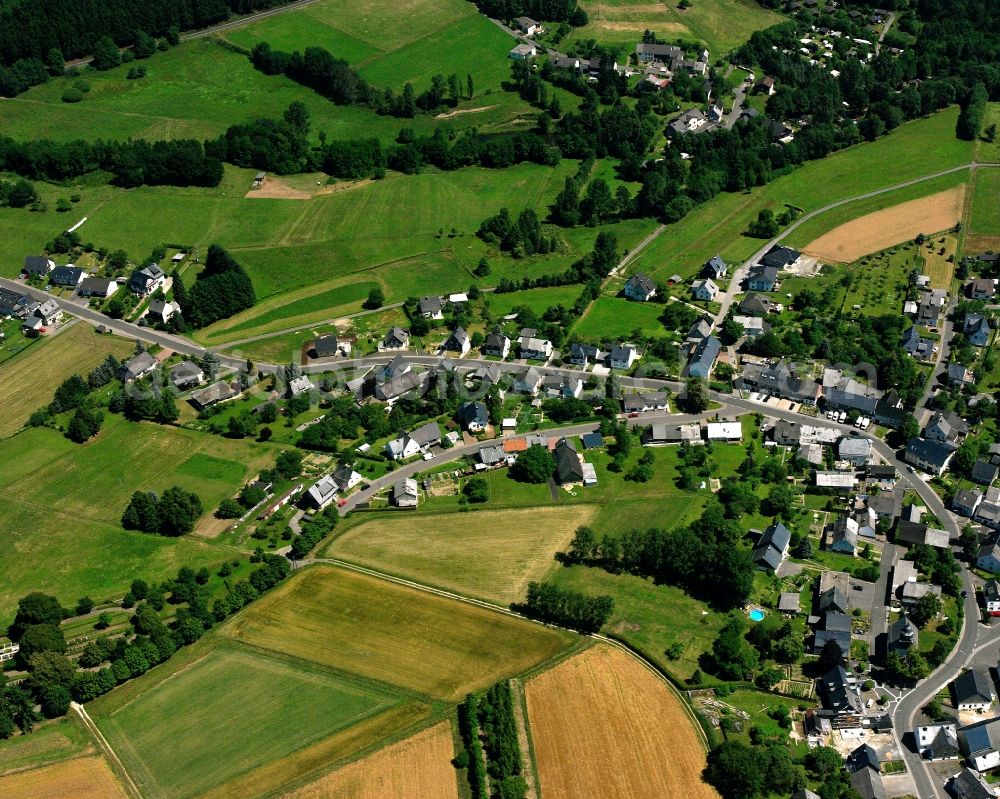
629, 109, 974, 282
839, 246, 918, 318
549, 563, 723, 681
221, 564, 575, 701
568, 0, 784, 57
721, 688, 803, 740
92, 642, 406, 799
571, 296, 671, 340
485, 285, 586, 319
969, 168, 1000, 235
327, 505, 598, 604
0, 322, 134, 438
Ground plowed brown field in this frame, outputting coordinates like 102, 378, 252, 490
525, 645, 719, 799
803, 186, 965, 262
280, 723, 458, 799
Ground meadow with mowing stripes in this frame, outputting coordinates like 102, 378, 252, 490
0, 323, 134, 438
222, 564, 576, 701
328, 505, 598, 605
92, 642, 409, 799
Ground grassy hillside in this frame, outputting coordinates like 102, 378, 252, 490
570, 0, 784, 56
628, 108, 974, 281
0, 417, 280, 625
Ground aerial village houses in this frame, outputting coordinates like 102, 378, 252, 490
392, 477, 419, 508
22, 255, 54, 278
692, 277, 718, 301
623, 272, 656, 301
753, 521, 791, 573
312, 334, 351, 359
482, 329, 511, 359
49, 265, 85, 287
128, 264, 166, 296
381, 327, 410, 352
702, 255, 728, 280
78, 277, 119, 298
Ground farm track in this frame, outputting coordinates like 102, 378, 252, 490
70, 702, 142, 799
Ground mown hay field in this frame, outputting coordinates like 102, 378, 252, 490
93, 642, 406, 799
802, 186, 965, 263
526, 645, 719, 799
569, 0, 784, 56
280, 722, 459, 799
328, 506, 597, 605
0, 323, 134, 438
0, 755, 129, 799
221, 564, 575, 701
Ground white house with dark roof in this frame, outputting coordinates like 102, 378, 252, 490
385, 421, 440, 461
622, 391, 669, 414
381, 327, 410, 352
608, 344, 639, 370
418, 295, 444, 319
623, 272, 656, 301
953, 670, 998, 712
518, 334, 553, 361
332, 465, 362, 492
77, 277, 119, 298
49, 265, 85, 287
916, 723, 960, 761
147, 299, 180, 325
128, 264, 166, 296
569, 342, 603, 367
514, 15, 540, 34
443, 326, 470, 356
482, 329, 510, 359
392, 477, 419, 507
692, 278, 718, 301
753, 521, 791, 573
509, 42, 537, 60
22, 255, 54, 277
170, 360, 205, 390
702, 255, 728, 280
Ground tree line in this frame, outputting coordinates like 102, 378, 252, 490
478, 681, 527, 799
513, 581, 613, 633
122, 486, 204, 536
251, 42, 470, 117
173, 244, 255, 329
0, 0, 296, 66
0, 135, 222, 187
0, 553, 290, 732
560, 499, 757, 611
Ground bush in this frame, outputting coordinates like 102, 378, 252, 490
61, 87, 83, 103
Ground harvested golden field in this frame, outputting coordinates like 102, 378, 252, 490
526, 645, 719, 799
281, 722, 458, 799
0, 755, 129, 799
329, 506, 597, 605
222, 565, 574, 701
803, 186, 965, 263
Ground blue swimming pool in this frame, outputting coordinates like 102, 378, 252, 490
748, 609, 766, 622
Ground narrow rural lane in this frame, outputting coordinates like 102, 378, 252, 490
70, 702, 142, 799
713, 162, 977, 327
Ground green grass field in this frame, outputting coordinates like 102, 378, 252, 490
630, 109, 974, 282
0, 717, 92, 777
569, 0, 784, 56
975, 104, 1000, 164
0, 322, 135, 438
571, 296, 671, 340
93, 643, 405, 799
222, 564, 574, 700
969, 168, 1000, 235
0, 418, 282, 625
550, 563, 722, 681
783, 168, 971, 249
486, 285, 586, 318
327, 505, 598, 604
